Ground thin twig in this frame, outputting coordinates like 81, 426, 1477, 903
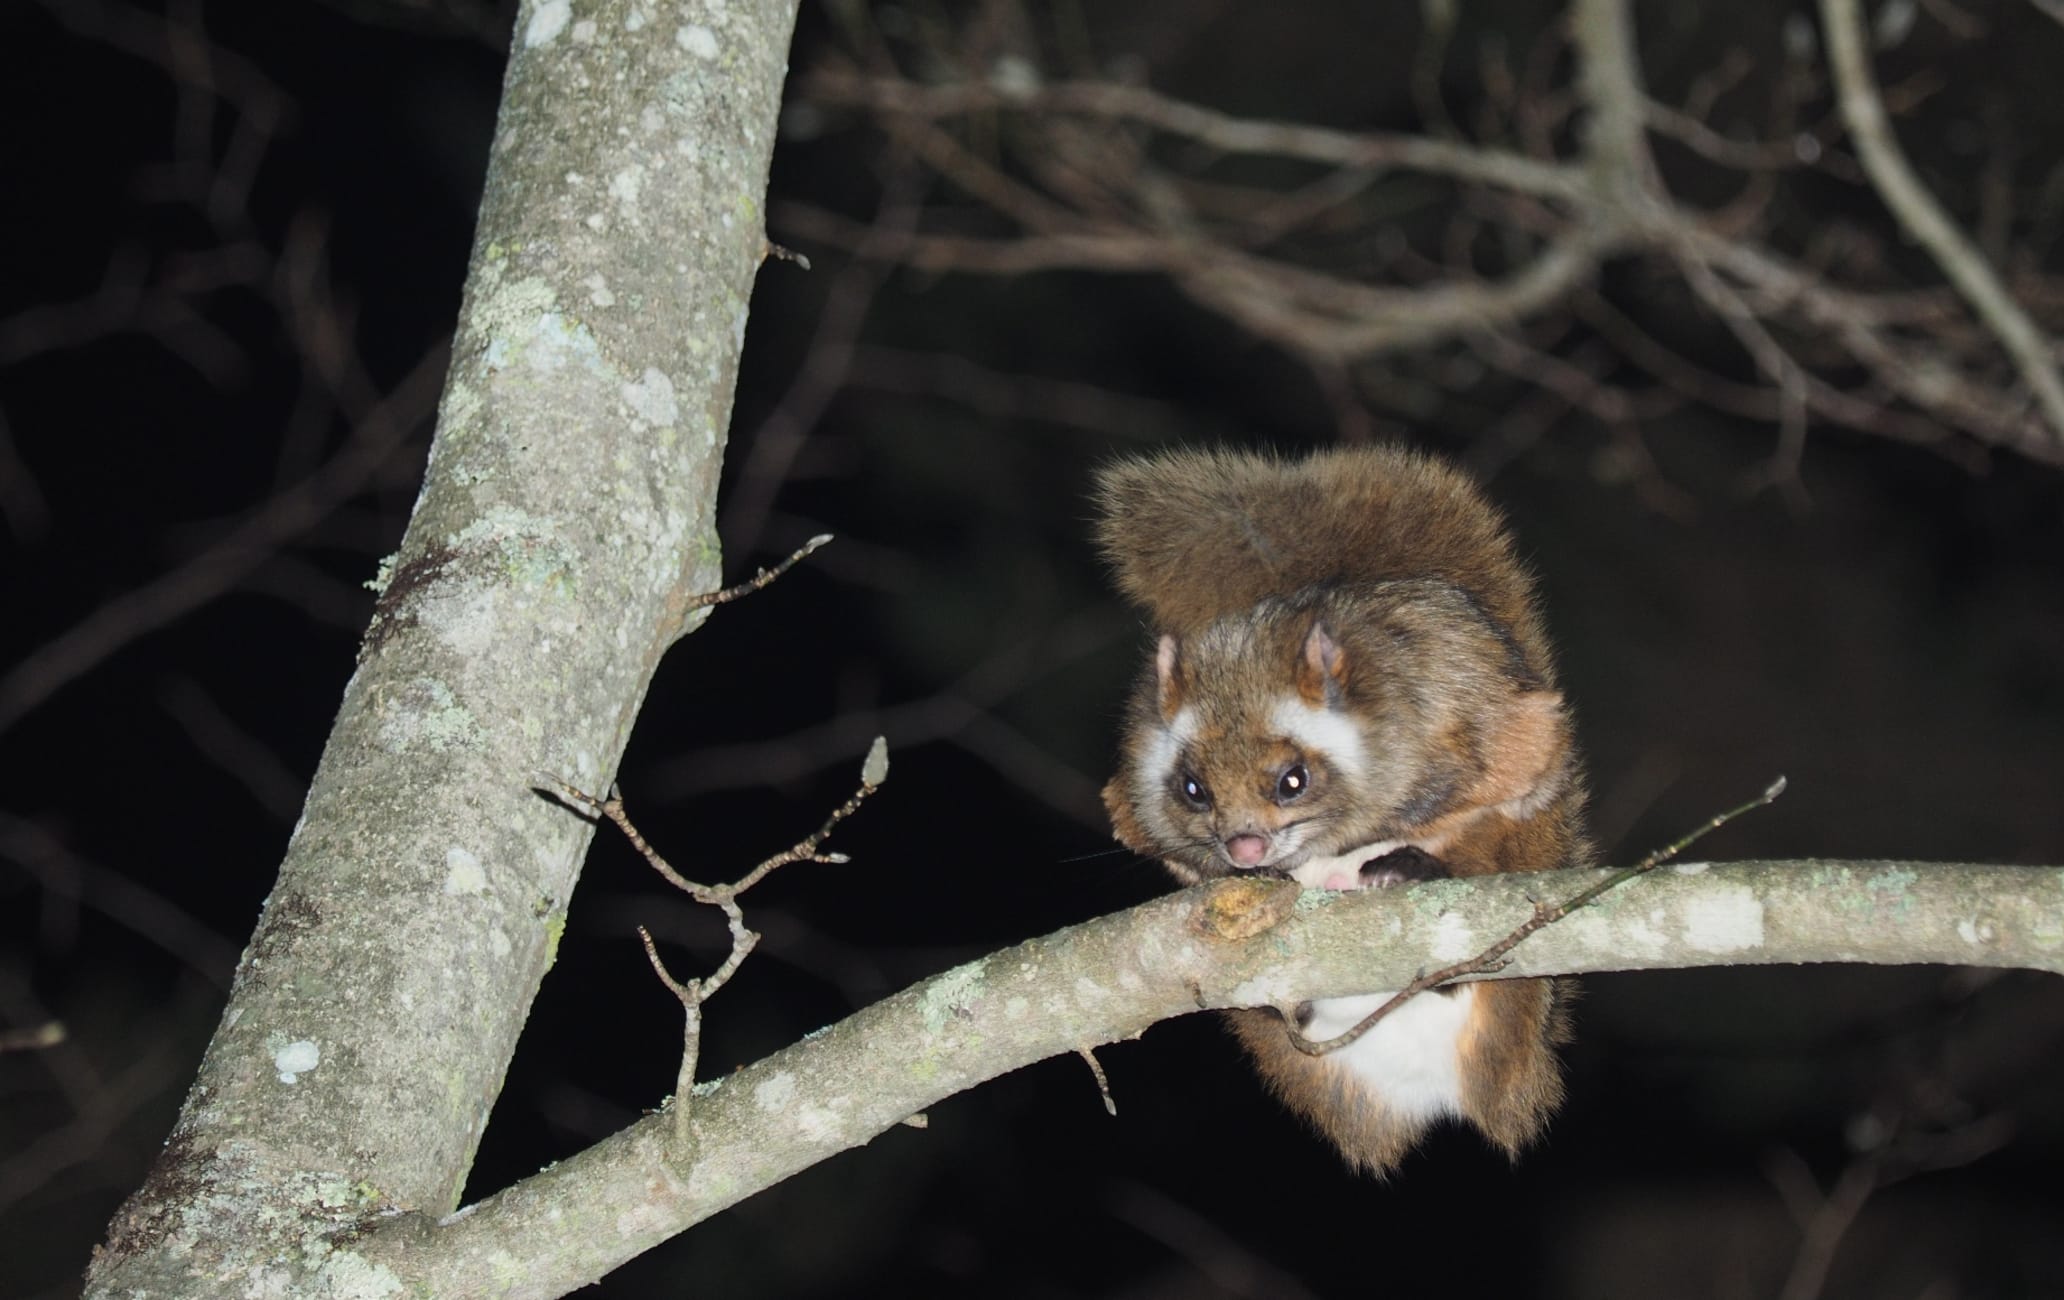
686, 533, 834, 611
547, 738, 891, 1140
549, 782, 703, 896
0, 1022, 66, 1053
805, 69, 1592, 203
1076, 1046, 1118, 1117
634, 924, 720, 1144
1673, 254, 1813, 500
720, 750, 885, 898
1769, 1147, 1880, 1300
1819, 0, 2064, 448
1286, 776, 1787, 1056
727, 159, 924, 558
0, 340, 447, 738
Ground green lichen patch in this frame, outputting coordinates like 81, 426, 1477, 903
377, 678, 484, 755
1406, 876, 1478, 919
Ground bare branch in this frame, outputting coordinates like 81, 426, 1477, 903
1175, 230, 1617, 360
0, 341, 448, 739
1076, 1046, 1118, 1117
548, 739, 889, 1144
1287, 777, 1787, 1057
684, 532, 833, 612
1569, 0, 1657, 195
801, 2, 2064, 469
1819, 0, 2064, 448
806, 69, 1593, 203
0, 1022, 66, 1053
0, 811, 240, 987
1770, 1147, 1879, 1300
347, 857, 2064, 1297
722, 166, 925, 559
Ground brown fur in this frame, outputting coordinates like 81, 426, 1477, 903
1095, 445, 1549, 656
1096, 445, 1591, 1174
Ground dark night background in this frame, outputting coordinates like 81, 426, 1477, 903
5, 1, 2064, 1297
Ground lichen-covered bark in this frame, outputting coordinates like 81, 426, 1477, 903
332, 857, 2061, 1299
83, 1, 800, 1294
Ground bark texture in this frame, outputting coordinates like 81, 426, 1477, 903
83, 0, 801, 1294
348, 858, 2063, 1299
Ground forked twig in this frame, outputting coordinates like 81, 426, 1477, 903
548, 736, 890, 1141
1285, 776, 1787, 1056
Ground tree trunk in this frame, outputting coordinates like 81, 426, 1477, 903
83, 0, 800, 1293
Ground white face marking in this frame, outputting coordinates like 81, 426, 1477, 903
1269, 695, 1366, 784
1140, 705, 1197, 789
1134, 706, 1199, 844
1305, 986, 1477, 1122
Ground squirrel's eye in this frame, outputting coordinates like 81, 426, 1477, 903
1178, 772, 1212, 810
1276, 764, 1310, 802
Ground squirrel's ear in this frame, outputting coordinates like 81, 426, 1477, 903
1468, 689, 1571, 816
1295, 620, 1349, 707
1154, 634, 1186, 718
1102, 778, 1157, 859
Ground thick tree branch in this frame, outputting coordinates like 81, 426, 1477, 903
1569, 0, 1657, 197
81, 0, 804, 1294
326, 858, 2061, 1298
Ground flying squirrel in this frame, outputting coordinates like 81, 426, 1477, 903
1095, 444, 1590, 1175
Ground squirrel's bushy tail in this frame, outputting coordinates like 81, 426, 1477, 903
1093, 444, 1540, 644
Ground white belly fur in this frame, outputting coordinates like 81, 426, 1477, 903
1288, 837, 1475, 1119
1303, 986, 1476, 1122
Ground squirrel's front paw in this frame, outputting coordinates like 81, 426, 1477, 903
1356, 845, 1451, 889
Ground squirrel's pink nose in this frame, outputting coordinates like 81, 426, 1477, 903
1224, 833, 1270, 867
